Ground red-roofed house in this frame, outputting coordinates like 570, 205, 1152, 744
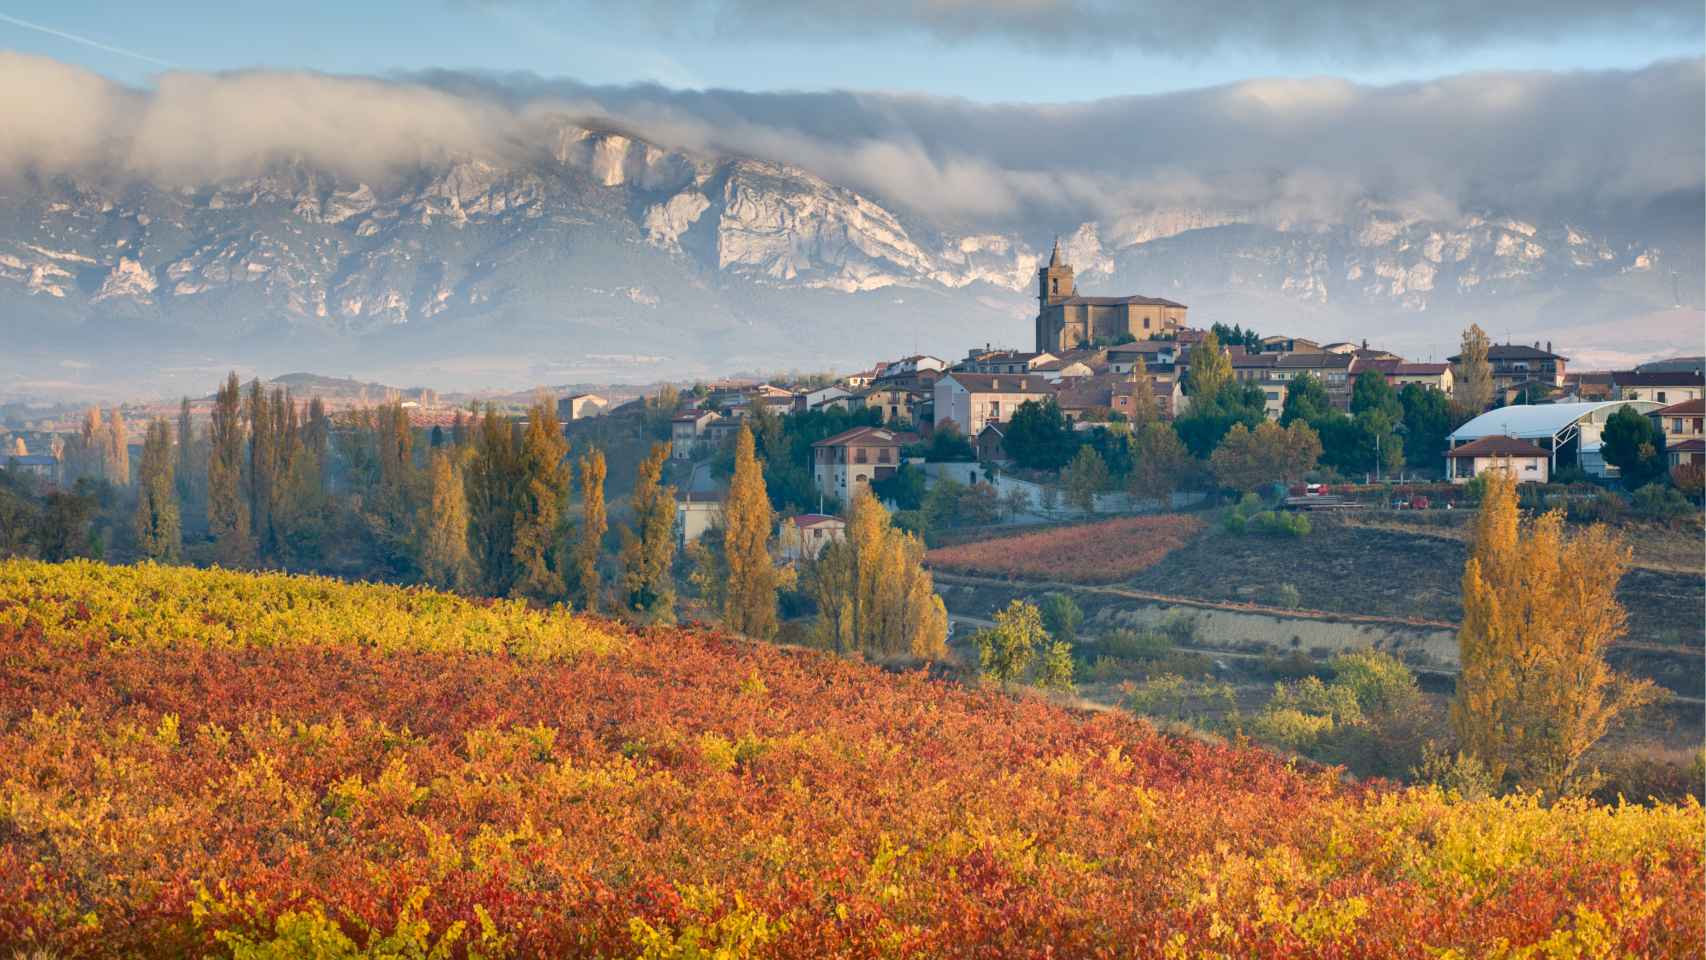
1650, 399, 1705, 467
1446, 435, 1550, 484
812, 425, 906, 503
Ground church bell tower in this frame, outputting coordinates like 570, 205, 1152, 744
1038, 237, 1074, 308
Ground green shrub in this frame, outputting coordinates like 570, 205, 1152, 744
1633, 483, 1694, 524
1097, 627, 1174, 662
1260, 582, 1302, 609
1040, 593, 1084, 643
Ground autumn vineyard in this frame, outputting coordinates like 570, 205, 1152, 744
926, 515, 1206, 583
0, 559, 1701, 957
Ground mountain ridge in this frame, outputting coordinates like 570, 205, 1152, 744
0, 121, 1697, 396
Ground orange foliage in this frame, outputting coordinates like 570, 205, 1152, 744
0, 560, 1700, 958
927, 514, 1205, 583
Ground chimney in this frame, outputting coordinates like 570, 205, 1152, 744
1546, 340, 1552, 354
1534, 341, 1540, 350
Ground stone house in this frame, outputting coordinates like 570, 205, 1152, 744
812, 425, 906, 504
933, 373, 1057, 437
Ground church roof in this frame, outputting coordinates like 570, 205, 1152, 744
1048, 237, 1063, 267
1057, 294, 1187, 308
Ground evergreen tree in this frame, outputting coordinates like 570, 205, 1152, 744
1601, 404, 1669, 489
1004, 398, 1077, 471
1451, 470, 1654, 796
207, 373, 253, 566
417, 448, 475, 590
619, 442, 677, 620
1350, 370, 1402, 422
132, 418, 180, 562
574, 449, 608, 612
1455, 324, 1494, 413
511, 401, 572, 601
1398, 383, 1455, 471
722, 425, 782, 639
1279, 372, 1332, 426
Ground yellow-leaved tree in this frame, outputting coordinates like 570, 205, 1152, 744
721, 425, 784, 640
1451, 469, 1655, 796
417, 448, 475, 591
574, 449, 608, 612
808, 490, 947, 660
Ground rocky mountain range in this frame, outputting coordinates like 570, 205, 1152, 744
1, 123, 1698, 397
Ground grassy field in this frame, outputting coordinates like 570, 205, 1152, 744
1125, 514, 1703, 652
2, 559, 1701, 957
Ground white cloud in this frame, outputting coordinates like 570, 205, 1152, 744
0, 52, 1699, 231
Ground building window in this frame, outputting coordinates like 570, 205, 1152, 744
1051, 278, 1058, 294
855, 448, 868, 464
1657, 391, 1667, 403
1675, 418, 1685, 433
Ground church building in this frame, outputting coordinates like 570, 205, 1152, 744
1033, 240, 1187, 353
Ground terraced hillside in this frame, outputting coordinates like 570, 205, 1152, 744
0, 560, 1700, 957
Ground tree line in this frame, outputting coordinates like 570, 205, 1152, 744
1, 373, 951, 661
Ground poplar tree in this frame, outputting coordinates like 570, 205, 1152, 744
304, 396, 331, 494
207, 373, 253, 566
451, 409, 469, 448
574, 448, 608, 612
175, 397, 203, 511
1451, 470, 1655, 796
467, 405, 521, 595
418, 448, 475, 590
619, 442, 676, 621
102, 408, 129, 485
244, 379, 276, 555
511, 401, 571, 601
132, 418, 180, 561
1456, 323, 1494, 413
721, 425, 781, 639
808, 490, 946, 659
1184, 330, 1232, 400
76, 407, 102, 483
1123, 356, 1160, 426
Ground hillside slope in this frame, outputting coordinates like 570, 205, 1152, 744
0, 560, 1699, 957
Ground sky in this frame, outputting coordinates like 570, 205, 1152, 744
1, 0, 1700, 101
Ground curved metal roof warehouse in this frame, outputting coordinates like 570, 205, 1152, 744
1448, 400, 1663, 477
